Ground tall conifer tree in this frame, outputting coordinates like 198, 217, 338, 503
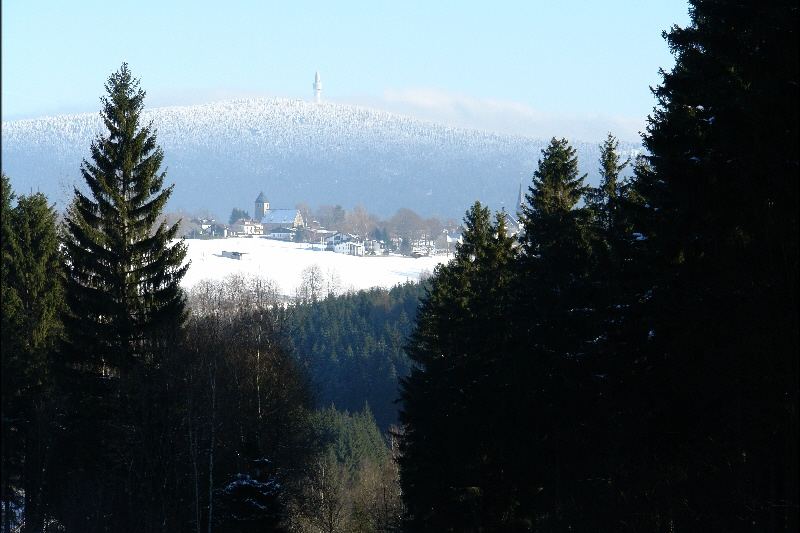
510, 137, 595, 528
1, 174, 22, 533
63, 63, 188, 373
57, 63, 188, 531
399, 202, 516, 531
518, 137, 590, 283
625, 0, 799, 528
587, 133, 629, 241
1, 176, 64, 532
516, 137, 592, 356
9, 192, 63, 533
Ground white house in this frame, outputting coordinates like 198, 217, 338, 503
446, 232, 463, 245
325, 232, 358, 248
267, 227, 295, 241
334, 240, 365, 256
231, 219, 263, 236
365, 239, 385, 255
307, 228, 337, 245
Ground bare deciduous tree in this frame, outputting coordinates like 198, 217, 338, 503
297, 265, 326, 303
344, 205, 379, 239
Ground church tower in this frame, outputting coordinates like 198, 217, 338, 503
254, 192, 270, 220
313, 71, 322, 104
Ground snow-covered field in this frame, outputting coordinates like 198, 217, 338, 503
182, 237, 448, 296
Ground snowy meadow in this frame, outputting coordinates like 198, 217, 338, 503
181, 236, 448, 296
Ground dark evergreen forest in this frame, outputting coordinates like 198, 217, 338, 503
399, 1, 798, 530
1, 0, 798, 531
283, 283, 426, 432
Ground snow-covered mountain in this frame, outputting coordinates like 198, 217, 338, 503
1, 99, 641, 218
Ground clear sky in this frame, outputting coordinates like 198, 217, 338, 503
2, 0, 690, 140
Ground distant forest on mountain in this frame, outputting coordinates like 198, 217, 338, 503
1, 97, 640, 220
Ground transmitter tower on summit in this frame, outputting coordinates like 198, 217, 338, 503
313, 71, 322, 104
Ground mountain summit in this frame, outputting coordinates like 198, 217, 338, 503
1, 98, 640, 217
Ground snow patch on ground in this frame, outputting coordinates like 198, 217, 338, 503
182, 237, 447, 296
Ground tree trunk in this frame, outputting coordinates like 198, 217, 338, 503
207, 358, 216, 533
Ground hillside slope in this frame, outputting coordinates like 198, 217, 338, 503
2, 99, 641, 217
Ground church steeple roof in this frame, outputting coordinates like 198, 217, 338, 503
256, 191, 268, 203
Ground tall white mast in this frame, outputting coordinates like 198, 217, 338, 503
313, 71, 322, 104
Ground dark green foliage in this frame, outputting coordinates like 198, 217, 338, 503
586, 133, 630, 243
398, 1, 798, 531
399, 202, 516, 531
506, 138, 599, 529
62, 63, 188, 373
518, 137, 591, 279
619, 0, 799, 528
291, 405, 401, 532
284, 282, 426, 431
53, 64, 189, 532
311, 405, 390, 470
1, 175, 64, 532
229, 207, 250, 224
0, 174, 16, 533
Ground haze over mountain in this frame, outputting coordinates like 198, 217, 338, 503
1, 98, 641, 219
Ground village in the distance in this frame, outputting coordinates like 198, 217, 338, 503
177, 188, 523, 259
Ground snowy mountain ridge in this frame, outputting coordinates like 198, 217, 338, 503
2, 98, 641, 218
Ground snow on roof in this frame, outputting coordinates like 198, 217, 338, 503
260, 209, 299, 224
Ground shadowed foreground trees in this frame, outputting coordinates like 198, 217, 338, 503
1, 175, 64, 533
400, 202, 516, 531
183, 276, 315, 532
399, 1, 798, 530
51, 63, 188, 531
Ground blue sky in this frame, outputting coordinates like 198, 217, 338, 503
2, 0, 690, 140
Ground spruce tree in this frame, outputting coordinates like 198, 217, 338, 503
1, 176, 64, 532
63, 63, 188, 373
1, 173, 22, 533
10, 192, 63, 533
510, 137, 595, 528
399, 202, 516, 531
518, 137, 591, 286
587, 133, 629, 240
57, 63, 188, 531
516, 137, 592, 357
624, 0, 799, 528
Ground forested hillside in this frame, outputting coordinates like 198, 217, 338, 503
1, 98, 640, 218
284, 282, 426, 431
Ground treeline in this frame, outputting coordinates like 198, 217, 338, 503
299, 205, 451, 253
283, 282, 426, 431
399, 1, 798, 530
217, 202, 454, 252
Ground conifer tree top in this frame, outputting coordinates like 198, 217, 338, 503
63, 63, 187, 369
